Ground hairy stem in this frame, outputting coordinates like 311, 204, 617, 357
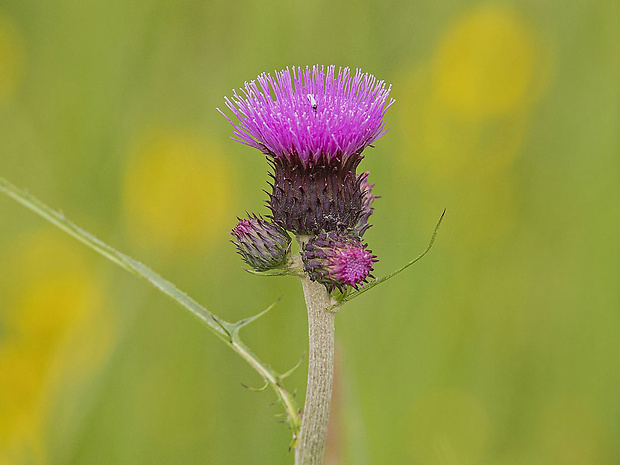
295, 271, 336, 465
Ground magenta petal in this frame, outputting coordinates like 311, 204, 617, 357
219, 65, 394, 164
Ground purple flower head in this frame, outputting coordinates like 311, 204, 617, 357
219, 65, 394, 165
231, 214, 291, 271
220, 65, 393, 236
302, 232, 377, 293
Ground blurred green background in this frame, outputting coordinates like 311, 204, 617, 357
1, 0, 618, 463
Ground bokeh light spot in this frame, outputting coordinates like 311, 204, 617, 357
397, 65, 529, 181
433, 7, 538, 119
0, 231, 113, 463
124, 131, 234, 252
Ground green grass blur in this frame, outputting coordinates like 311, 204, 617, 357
0, 0, 618, 464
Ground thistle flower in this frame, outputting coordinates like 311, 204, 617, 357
301, 232, 377, 292
219, 65, 394, 235
231, 215, 291, 271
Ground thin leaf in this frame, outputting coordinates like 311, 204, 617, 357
0, 175, 301, 440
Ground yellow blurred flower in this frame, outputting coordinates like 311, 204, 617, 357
0, 11, 25, 103
395, 7, 550, 248
0, 231, 114, 464
123, 130, 235, 252
432, 6, 538, 119
398, 6, 548, 180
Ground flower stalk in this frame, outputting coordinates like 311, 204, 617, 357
294, 236, 338, 464
296, 272, 336, 465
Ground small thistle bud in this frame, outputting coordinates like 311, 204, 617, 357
231, 215, 291, 271
302, 232, 377, 292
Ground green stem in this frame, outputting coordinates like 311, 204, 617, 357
295, 237, 337, 465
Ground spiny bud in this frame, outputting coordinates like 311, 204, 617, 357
231, 215, 291, 271
301, 232, 377, 292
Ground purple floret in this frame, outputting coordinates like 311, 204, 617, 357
302, 232, 377, 292
331, 245, 376, 286
219, 65, 394, 164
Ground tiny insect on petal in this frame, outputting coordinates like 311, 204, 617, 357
307, 94, 318, 110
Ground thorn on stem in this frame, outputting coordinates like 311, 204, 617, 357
240, 379, 269, 392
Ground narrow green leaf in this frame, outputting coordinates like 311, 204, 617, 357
0, 176, 229, 338
0, 175, 301, 441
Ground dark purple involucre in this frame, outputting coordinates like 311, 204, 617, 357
302, 232, 377, 292
231, 215, 291, 271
